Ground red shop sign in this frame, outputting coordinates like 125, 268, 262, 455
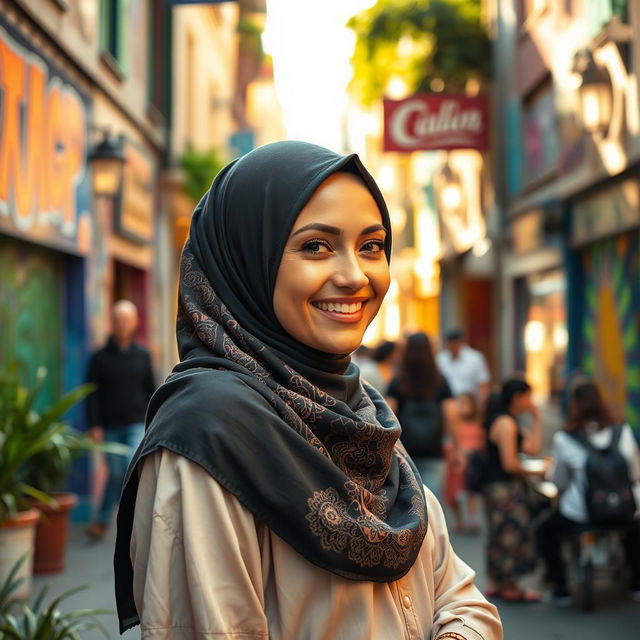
383, 94, 489, 152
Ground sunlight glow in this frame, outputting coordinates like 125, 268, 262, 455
265, 0, 376, 150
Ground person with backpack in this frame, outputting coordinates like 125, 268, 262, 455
386, 332, 458, 501
537, 379, 640, 604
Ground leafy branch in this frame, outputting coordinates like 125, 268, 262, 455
347, 0, 490, 106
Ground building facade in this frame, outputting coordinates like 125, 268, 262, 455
492, 0, 640, 429
0, 0, 172, 508
165, 0, 284, 365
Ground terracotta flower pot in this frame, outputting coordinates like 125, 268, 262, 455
0, 508, 40, 599
27, 493, 78, 574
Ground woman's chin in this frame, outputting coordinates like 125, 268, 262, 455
308, 336, 364, 355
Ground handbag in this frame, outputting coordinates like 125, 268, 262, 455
465, 448, 488, 493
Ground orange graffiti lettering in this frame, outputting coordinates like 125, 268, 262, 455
0, 28, 86, 240
15, 61, 45, 220
62, 91, 86, 230
0, 37, 24, 209
45, 83, 65, 218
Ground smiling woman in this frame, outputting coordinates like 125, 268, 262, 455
113, 141, 502, 640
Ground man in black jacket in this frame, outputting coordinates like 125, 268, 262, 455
86, 300, 156, 539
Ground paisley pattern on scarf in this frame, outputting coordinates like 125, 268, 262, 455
178, 242, 427, 571
306, 473, 426, 569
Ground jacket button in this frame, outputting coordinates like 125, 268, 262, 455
403, 595, 411, 609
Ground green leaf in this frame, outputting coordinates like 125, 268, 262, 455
0, 555, 26, 613
19, 483, 58, 507
179, 146, 227, 201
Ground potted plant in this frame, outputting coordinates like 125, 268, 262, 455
0, 363, 93, 592
13, 365, 128, 575
0, 556, 112, 639
24, 423, 128, 574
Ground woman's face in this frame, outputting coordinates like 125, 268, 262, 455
274, 173, 390, 354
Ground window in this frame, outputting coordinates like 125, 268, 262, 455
586, 0, 629, 37
100, 0, 128, 73
147, 0, 169, 116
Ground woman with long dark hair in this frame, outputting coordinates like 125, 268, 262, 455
482, 377, 546, 602
113, 142, 501, 639
386, 332, 457, 500
538, 379, 640, 604
359, 339, 397, 394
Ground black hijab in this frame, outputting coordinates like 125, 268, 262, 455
114, 141, 428, 633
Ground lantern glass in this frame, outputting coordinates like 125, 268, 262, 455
441, 182, 463, 210
581, 82, 612, 134
91, 156, 124, 198
88, 133, 125, 198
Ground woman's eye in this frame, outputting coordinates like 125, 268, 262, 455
360, 240, 385, 254
301, 239, 332, 255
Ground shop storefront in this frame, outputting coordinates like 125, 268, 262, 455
0, 18, 92, 405
507, 207, 567, 414
569, 178, 640, 427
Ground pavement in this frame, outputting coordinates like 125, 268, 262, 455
27, 506, 640, 640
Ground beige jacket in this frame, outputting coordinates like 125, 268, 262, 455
131, 449, 502, 640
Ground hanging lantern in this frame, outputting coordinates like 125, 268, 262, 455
88, 132, 125, 198
573, 49, 613, 136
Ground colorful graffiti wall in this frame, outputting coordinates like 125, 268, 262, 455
581, 231, 640, 429
0, 21, 91, 254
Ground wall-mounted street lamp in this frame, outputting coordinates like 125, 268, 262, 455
87, 130, 125, 198
573, 49, 613, 136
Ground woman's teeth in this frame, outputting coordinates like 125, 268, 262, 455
313, 301, 363, 313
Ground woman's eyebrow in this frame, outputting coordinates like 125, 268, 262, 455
291, 223, 386, 237
361, 224, 386, 235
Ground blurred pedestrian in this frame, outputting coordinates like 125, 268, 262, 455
386, 332, 457, 501
113, 142, 501, 640
483, 378, 546, 602
443, 392, 485, 533
359, 339, 396, 394
351, 344, 372, 367
437, 329, 490, 407
538, 379, 640, 604
85, 300, 155, 539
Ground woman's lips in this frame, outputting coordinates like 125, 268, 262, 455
311, 300, 367, 324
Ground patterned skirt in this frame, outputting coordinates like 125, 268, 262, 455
484, 479, 537, 584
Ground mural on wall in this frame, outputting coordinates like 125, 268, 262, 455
0, 238, 64, 410
0, 21, 92, 254
581, 232, 640, 430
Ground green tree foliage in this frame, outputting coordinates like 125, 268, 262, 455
347, 0, 490, 106
179, 146, 227, 202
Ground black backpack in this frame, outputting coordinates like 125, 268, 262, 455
398, 398, 443, 458
568, 425, 637, 524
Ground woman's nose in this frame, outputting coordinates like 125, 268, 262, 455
331, 254, 369, 291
